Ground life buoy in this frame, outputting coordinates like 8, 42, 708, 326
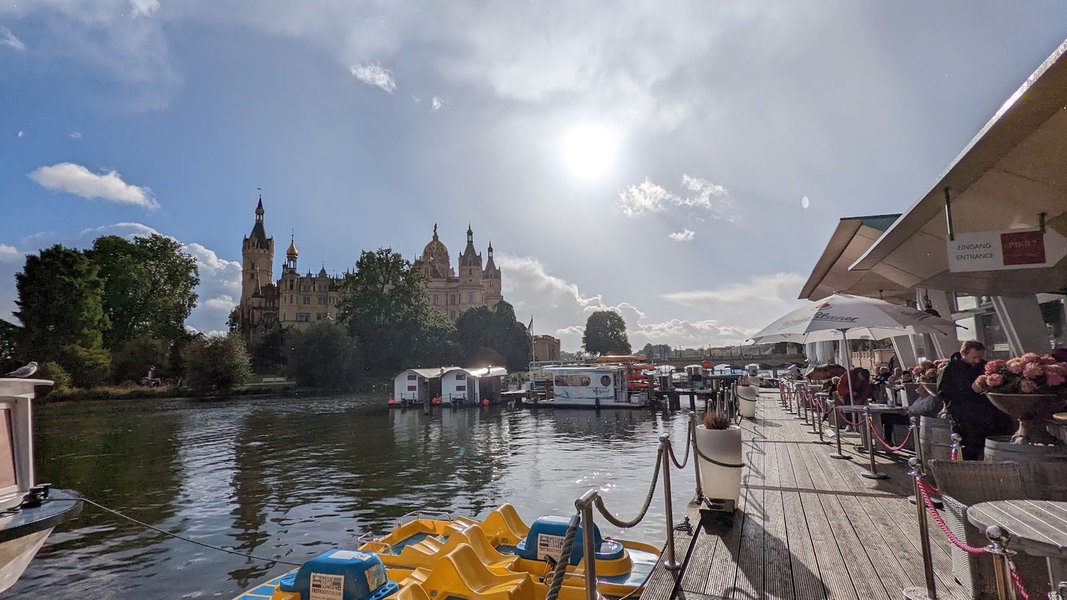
481, 398, 490, 406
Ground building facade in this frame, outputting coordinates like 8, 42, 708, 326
234, 199, 504, 339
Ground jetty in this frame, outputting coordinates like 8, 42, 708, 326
643, 388, 970, 600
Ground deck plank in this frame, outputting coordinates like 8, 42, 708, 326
644, 391, 973, 600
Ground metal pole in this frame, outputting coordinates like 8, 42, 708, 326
902, 457, 938, 600
576, 493, 598, 600
660, 434, 680, 572
830, 403, 850, 459
984, 525, 1017, 600
691, 417, 703, 499
861, 406, 886, 479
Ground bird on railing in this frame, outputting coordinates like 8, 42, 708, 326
4, 361, 38, 378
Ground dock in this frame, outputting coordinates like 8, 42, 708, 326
644, 389, 969, 600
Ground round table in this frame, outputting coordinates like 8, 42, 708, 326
967, 499, 1067, 598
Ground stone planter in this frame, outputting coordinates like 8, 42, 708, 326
985, 392, 1067, 445
694, 423, 743, 507
736, 385, 757, 419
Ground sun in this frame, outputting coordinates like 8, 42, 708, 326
560, 124, 619, 179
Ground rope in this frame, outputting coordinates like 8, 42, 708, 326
866, 415, 914, 452
76, 497, 304, 566
835, 407, 865, 427
691, 433, 745, 469
666, 421, 693, 469
1010, 567, 1033, 600
594, 446, 662, 528
544, 513, 581, 600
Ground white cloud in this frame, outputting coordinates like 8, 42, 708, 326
431, 96, 443, 112
0, 26, 25, 51
130, 0, 161, 18
28, 163, 159, 209
619, 174, 734, 220
70, 131, 82, 139
177, 243, 241, 333
668, 229, 695, 242
350, 62, 397, 94
16, 131, 23, 138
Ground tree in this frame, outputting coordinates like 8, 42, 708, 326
452, 301, 532, 372
88, 234, 200, 351
249, 327, 288, 373
285, 322, 360, 390
15, 244, 111, 385
582, 310, 631, 356
337, 248, 454, 375
180, 334, 251, 393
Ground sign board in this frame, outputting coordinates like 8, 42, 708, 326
947, 228, 1067, 273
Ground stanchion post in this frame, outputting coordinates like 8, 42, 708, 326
691, 417, 703, 499
576, 492, 598, 600
983, 525, 1017, 600
660, 434, 680, 572
861, 406, 887, 479
830, 404, 850, 459
902, 457, 938, 600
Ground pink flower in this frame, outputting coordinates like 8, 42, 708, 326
984, 360, 1005, 375
1019, 379, 1038, 393
1047, 372, 1066, 387
985, 373, 1004, 387
1021, 352, 1041, 362
1006, 358, 1025, 374
1022, 362, 1045, 379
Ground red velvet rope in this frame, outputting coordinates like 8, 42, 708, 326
915, 477, 1032, 599
865, 415, 913, 451
835, 407, 865, 427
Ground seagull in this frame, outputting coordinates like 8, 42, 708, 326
5, 361, 38, 378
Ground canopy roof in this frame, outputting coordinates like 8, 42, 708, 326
799, 214, 905, 302
852, 40, 1067, 296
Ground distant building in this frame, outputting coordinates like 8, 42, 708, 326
532, 335, 561, 362
234, 198, 504, 339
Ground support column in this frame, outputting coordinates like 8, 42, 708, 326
991, 295, 1049, 354
891, 335, 919, 370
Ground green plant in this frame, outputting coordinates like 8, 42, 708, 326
702, 409, 732, 430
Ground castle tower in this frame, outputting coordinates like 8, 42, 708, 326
483, 240, 502, 307
285, 235, 299, 272
241, 197, 274, 305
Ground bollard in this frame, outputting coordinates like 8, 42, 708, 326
830, 404, 850, 460
984, 525, 1017, 600
902, 457, 938, 600
660, 434, 680, 572
860, 406, 887, 480
575, 491, 599, 600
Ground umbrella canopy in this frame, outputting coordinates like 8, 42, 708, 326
748, 293, 958, 345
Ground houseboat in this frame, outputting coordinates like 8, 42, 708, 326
523, 365, 650, 408
389, 366, 508, 407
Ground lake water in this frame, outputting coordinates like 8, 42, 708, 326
12, 393, 699, 598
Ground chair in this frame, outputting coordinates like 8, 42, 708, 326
927, 460, 1050, 599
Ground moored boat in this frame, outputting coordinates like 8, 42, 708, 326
0, 377, 82, 593
234, 503, 659, 600
523, 365, 650, 408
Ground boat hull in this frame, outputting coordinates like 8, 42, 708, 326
0, 487, 82, 594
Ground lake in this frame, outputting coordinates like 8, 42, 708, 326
12, 393, 699, 598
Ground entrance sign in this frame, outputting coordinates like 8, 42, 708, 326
947, 228, 1067, 272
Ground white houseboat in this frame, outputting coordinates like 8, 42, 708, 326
389, 366, 508, 407
523, 365, 649, 408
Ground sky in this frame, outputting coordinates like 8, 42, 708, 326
2, 2, 1066, 352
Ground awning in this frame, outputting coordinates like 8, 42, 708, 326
852, 39, 1067, 296
798, 214, 906, 302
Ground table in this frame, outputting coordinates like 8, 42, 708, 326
967, 500, 1067, 597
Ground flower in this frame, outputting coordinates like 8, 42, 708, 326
910, 358, 948, 384
972, 353, 1067, 395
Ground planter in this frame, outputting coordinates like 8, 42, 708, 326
985, 392, 1067, 445
694, 424, 743, 507
736, 385, 758, 419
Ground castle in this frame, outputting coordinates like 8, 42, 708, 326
234, 198, 503, 339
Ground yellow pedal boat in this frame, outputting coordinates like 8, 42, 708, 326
234, 503, 662, 600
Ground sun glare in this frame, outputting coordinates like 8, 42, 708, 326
560, 124, 619, 179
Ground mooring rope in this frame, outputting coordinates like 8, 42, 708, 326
594, 446, 662, 528
544, 513, 581, 600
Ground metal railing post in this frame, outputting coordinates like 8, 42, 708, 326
576, 491, 598, 600
660, 434, 679, 572
902, 457, 938, 600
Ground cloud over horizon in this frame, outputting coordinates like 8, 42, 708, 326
28, 163, 159, 209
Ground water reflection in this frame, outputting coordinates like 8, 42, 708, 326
14, 394, 695, 598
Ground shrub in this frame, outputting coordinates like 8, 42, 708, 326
702, 409, 732, 430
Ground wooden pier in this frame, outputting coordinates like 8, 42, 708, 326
644, 389, 970, 600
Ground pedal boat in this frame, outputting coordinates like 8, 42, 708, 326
356, 504, 661, 598
234, 544, 597, 600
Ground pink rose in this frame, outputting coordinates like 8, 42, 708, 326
984, 360, 1005, 375
985, 373, 1003, 387
1047, 372, 1065, 387
1019, 379, 1038, 393
1023, 362, 1045, 379
1006, 358, 1025, 374
1022, 352, 1041, 362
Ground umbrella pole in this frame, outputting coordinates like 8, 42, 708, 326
830, 328, 852, 460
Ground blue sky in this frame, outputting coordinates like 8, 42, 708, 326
2, 2, 1066, 351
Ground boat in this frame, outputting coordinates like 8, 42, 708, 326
234, 503, 660, 600
0, 377, 82, 593
523, 365, 650, 408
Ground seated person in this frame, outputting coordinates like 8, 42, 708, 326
836, 367, 873, 406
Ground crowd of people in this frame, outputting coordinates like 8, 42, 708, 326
801, 339, 1018, 459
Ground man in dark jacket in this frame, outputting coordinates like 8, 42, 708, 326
937, 340, 1015, 460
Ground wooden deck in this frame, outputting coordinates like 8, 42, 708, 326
644, 390, 970, 600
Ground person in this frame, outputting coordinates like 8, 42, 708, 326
836, 367, 873, 405
937, 340, 1014, 460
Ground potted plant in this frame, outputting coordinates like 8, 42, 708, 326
909, 358, 948, 397
736, 382, 758, 419
971, 353, 1067, 444
694, 410, 743, 509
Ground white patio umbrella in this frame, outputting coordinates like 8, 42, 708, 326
749, 293, 958, 402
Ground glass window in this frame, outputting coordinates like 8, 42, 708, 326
555, 375, 591, 387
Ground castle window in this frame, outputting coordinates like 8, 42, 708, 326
467, 292, 474, 303
288, 281, 293, 290
318, 296, 327, 305
296, 313, 310, 322
432, 295, 438, 306
303, 296, 310, 304
316, 313, 327, 320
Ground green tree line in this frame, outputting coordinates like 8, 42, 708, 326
1, 238, 532, 394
